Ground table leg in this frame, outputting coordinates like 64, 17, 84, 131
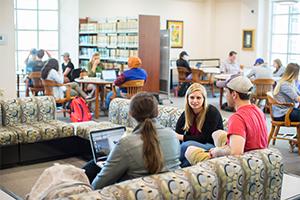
17, 74, 20, 97
219, 87, 223, 108
95, 85, 99, 119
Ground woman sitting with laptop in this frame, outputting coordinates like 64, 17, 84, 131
83, 92, 181, 189
104, 56, 147, 109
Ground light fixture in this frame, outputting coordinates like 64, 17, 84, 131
274, 0, 299, 5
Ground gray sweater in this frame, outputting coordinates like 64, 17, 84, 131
92, 119, 181, 189
273, 81, 300, 118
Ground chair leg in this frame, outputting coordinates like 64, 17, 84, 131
297, 126, 300, 155
268, 125, 275, 145
63, 103, 66, 117
272, 126, 281, 145
211, 84, 215, 97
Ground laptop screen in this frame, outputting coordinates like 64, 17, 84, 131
89, 127, 125, 163
102, 70, 117, 81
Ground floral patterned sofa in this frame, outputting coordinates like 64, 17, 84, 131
64, 148, 283, 200
75, 98, 183, 140
0, 96, 74, 168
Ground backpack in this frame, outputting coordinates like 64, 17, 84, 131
178, 82, 191, 97
70, 97, 92, 122
26, 164, 92, 200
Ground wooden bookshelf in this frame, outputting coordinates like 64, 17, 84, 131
79, 15, 160, 92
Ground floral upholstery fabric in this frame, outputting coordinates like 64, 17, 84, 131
1, 99, 21, 126
0, 96, 73, 144
67, 149, 283, 200
34, 96, 56, 121
0, 127, 18, 145
18, 97, 38, 123
76, 121, 124, 139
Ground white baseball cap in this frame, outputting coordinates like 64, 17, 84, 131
226, 76, 253, 94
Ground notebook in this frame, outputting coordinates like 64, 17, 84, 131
102, 70, 117, 81
89, 127, 125, 167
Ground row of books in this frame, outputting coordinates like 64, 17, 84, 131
79, 35, 97, 45
79, 60, 127, 71
97, 35, 138, 47
110, 49, 138, 59
80, 23, 97, 32
79, 49, 138, 61
80, 20, 138, 33
79, 48, 98, 58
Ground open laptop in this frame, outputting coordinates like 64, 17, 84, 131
89, 127, 125, 167
102, 70, 117, 81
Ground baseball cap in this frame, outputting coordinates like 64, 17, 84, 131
226, 76, 253, 94
254, 58, 264, 66
61, 52, 70, 57
216, 74, 240, 88
31, 48, 37, 56
180, 51, 189, 57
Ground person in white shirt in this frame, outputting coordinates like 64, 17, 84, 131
41, 58, 89, 100
220, 51, 240, 75
247, 58, 273, 80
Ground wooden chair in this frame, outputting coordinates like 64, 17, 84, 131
175, 67, 192, 97
42, 80, 74, 117
111, 80, 145, 99
28, 72, 44, 96
191, 68, 215, 97
267, 92, 300, 154
251, 79, 275, 112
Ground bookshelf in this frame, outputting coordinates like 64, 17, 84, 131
79, 15, 160, 92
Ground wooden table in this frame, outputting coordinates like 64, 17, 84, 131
214, 74, 232, 108
75, 78, 113, 119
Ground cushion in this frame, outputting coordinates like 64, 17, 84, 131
0, 127, 18, 145
34, 96, 56, 121
1, 99, 21, 126
18, 97, 38, 123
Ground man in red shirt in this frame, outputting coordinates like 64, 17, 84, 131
185, 76, 268, 164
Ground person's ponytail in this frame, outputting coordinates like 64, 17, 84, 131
140, 118, 164, 174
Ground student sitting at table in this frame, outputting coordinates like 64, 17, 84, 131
247, 58, 273, 80
176, 51, 192, 80
86, 52, 105, 98
273, 59, 285, 77
220, 51, 240, 75
104, 56, 148, 109
41, 58, 90, 100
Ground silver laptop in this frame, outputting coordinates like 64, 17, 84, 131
89, 127, 125, 167
102, 70, 117, 81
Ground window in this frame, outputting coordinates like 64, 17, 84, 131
14, 0, 59, 72
270, 1, 300, 65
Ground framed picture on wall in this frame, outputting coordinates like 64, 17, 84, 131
242, 29, 255, 51
167, 20, 183, 48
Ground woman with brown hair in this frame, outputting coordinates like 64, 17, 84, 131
83, 92, 180, 189
273, 59, 285, 77
176, 83, 223, 167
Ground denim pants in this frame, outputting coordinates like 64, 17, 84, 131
274, 108, 300, 122
105, 89, 121, 109
180, 140, 215, 167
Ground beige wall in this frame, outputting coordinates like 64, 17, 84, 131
79, 0, 208, 60
60, 0, 79, 68
0, 0, 16, 98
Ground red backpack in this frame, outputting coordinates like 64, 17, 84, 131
70, 97, 92, 122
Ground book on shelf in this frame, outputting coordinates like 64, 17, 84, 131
79, 35, 97, 45
80, 23, 97, 33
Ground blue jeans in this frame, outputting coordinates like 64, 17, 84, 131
105, 89, 121, 109
274, 108, 300, 122
180, 141, 214, 167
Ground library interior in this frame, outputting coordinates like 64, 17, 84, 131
1, 0, 300, 199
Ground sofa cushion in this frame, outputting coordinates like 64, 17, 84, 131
0, 127, 18, 145
7, 124, 44, 143
75, 121, 124, 139
157, 105, 181, 128
47, 120, 74, 138
34, 96, 56, 121
1, 99, 21, 126
18, 97, 38, 123
168, 108, 184, 131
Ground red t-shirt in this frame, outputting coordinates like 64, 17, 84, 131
227, 104, 268, 152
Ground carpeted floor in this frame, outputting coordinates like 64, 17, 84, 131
0, 93, 299, 199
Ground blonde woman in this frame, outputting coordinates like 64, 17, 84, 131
175, 83, 223, 167
86, 52, 105, 98
273, 63, 300, 122
273, 59, 285, 77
